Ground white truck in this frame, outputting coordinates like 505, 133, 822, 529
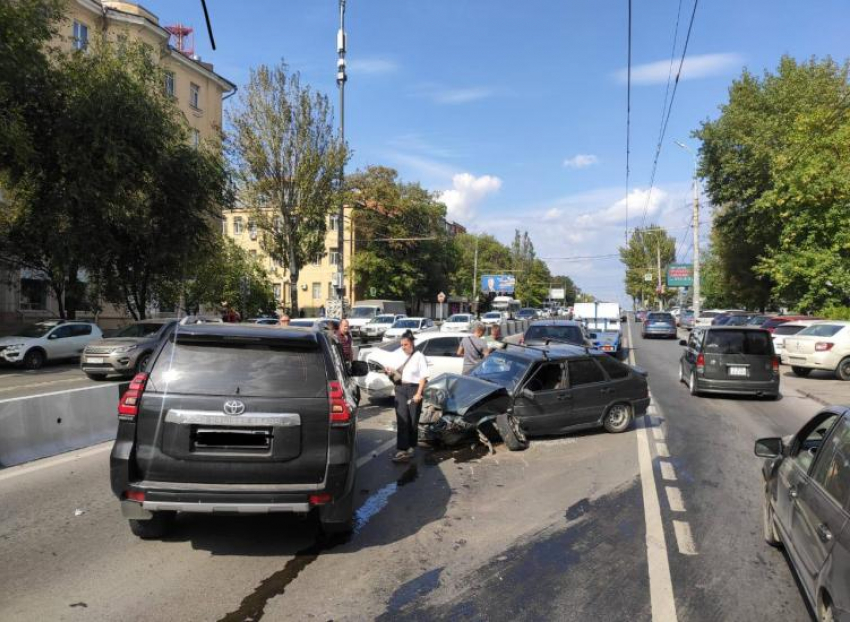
573, 302, 622, 355
347, 300, 407, 338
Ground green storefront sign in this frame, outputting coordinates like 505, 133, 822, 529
667, 263, 694, 288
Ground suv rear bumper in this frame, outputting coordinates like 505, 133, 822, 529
696, 376, 780, 396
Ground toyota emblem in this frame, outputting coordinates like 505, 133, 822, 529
223, 400, 246, 415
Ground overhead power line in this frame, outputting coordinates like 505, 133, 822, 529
625, 0, 633, 243
638, 0, 700, 230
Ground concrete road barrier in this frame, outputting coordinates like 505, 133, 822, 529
0, 382, 128, 468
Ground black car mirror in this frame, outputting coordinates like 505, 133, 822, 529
349, 360, 369, 377
679, 339, 687, 346
521, 388, 535, 400
754, 437, 783, 458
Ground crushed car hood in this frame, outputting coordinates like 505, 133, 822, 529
424, 373, 508, 417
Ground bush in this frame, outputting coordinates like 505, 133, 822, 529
817, 305, 850, 321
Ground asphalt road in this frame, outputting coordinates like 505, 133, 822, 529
0, 362, 124, 400
0, 321, 825, 621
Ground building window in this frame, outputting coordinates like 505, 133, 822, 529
233, 217, 243, 235
273, 284, 282, 300
191, 128, 200, 148
313, 253, 322, 267
329, 214, 339, 230
73, 21, 88, 51
248, 219, 257, 239
329, 249, 340, 266
312, 282, 322, 300
19, 278, 49, 311
221, 218, 227, 235
190, 83, 200, 109
164, 72, 175, 97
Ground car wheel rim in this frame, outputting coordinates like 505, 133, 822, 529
842, 360, 850, 378
607, 405, 628, 428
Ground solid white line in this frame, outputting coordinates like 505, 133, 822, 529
0, 382, 120, 405
356, 438, 396, 469
627, 319, 679, 622
665, 486, 687, 513
673, 520, 698, 556
659, 461, 677, 481
655, 442, 671, 458
652, 427, 665, 442
0, 441, 112, 484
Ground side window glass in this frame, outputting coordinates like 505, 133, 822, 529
72, 324, 92, 336
794, 414, 839, 473
596, 355, 629, 380
811, 417, 850, 506
423, 337, 460, 357
523, 363, 563, 392
52, 326, 73, 339
568, 358, 606, 386
415, 341, 428, 354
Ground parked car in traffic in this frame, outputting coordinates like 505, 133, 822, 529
358, 331, 472, 400
288, 318, 341, 331
440, 313, 474, 333
679, 327, 780, 398
382, 317, 437, 342
772, 320, 820, 357
0, 320, 102, 370
694, 309, 724, 328
641, 312, 678, 339
480, 311, 507, 326
756, 406, 850, 622
247, 317, 279, 325
359, 314, 406, 342
520, 320, 588, 347
81, 319, 177, 379
516, 308, 539, 321
635, 310, 648, 323
680, 309, 695, 330
762, 315, 816, 334
110, 323, 368, 539
781, 321, 850, 381
420, 344, 650, 450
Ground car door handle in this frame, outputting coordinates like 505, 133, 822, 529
600, 388, 612, 394
557, 394, 572, 401
789, 486, 798, 499
817, 524, 833, 543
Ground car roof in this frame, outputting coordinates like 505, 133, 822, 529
172, 323, 323, 343
702, 326, 770, 332
527, 319, 583, 327
503, 343, 595, 361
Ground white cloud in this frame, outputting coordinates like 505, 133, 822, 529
563, 154, 599, 169
438, 173, 503, 221
347, 57, 399, 75
543, 208, 562, 221
411, 83, 495, 105
575, 187, 670, 228
616, 53, 744, 85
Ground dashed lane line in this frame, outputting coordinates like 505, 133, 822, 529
659, 461, 677, 482
627, 319, 679, 622
665, 486, 687, 513
655, 441, 671, 458
673, 520, 698, 556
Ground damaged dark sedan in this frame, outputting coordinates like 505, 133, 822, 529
420, 344, 651, 451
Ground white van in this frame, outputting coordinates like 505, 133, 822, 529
347, 300, 407, 338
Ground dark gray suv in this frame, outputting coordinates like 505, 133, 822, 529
756, 406, 850, 622
110, 324, 367, 539
679, 327, 780, 398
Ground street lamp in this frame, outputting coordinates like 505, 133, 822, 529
674, 140, 701, 318
335, 0, 347, 303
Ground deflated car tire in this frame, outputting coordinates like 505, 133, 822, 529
495, 414, 529, 451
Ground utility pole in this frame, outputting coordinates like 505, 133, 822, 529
472, 235, 479, 315
675, 140, 700, 317
656, 240, 662, 311
335, 0, 347, 306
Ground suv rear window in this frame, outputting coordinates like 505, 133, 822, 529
149, 339, 327, 397
773, 324, 806, 336
797, 324, 845, 338
525, 325, 584, 344
705, 330, 773, 355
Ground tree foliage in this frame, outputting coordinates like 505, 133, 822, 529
619, 226, 676, 308
696, 56, 850, 312
229, 62, 347, 316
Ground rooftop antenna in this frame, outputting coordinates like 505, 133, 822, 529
165, 23, 194, 57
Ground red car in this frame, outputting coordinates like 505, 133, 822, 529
761, 315, 819, 333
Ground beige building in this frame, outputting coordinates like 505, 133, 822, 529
222, 207, 355, 316
0, 0, 235, 329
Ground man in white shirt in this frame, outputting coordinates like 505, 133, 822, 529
384, 330, 429, 463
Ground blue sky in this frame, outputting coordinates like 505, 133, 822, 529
142, 0, 849, 304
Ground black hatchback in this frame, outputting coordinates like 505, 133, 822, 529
110, 324, 367, 539
679, 327, 780, 398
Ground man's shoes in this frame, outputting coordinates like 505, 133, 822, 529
391, 450, 411, 463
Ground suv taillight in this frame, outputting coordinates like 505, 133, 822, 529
815, 342, 834, 352
329, 381, 351, 425
696, 353, 705, 374
772, 356, 780, 374
118, 372, 148, 418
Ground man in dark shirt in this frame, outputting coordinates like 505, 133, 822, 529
337, 318, 354, 362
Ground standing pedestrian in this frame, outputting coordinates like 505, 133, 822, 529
279, 314, 290, 327
384, 330, 429, 463
319, 305, 326, 318
336, 318, 353, 362
487, 323, 505, 350
457, 322, 490, 374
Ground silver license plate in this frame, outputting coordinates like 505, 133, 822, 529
728, 366, 748, 377
85, 357, 104, 364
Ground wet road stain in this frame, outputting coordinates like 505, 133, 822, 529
565, 497, 591, 522
424, 444, 489, 466
69, 602, 88, 608
380, 567, 444, 617
219, 464, 422, 621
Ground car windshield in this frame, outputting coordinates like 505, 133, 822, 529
370, 315, 396, 324
115, 323, 164, 338
647, 314, 674, 323
393, 319, 420, 329
469, 351, 532, 391
773, 324, 806, 336
797, 324, 845, 338
446, 315, 470, 322
525, 325, 584, 344
16, 323, 55, 338
351, 307, 377, 318
483, 313, 501, 319
700, 311, 719, 318
705, 330, 773, 355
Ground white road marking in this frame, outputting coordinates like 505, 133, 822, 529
356, 438, 397, 468
659, 461, 677, 481
0, 382, 119, 405
655, 442, 671, 458
627, 319, 679, 622
0, 442, 112, 483
0, 377, 85, 394
665, 486, 687, 512
673, 520, 698, 555
653, 427, 665, 442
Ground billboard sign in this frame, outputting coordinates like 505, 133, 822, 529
549, 288, 566, 300
481, 274, 516, 294
667, 263, 694, 288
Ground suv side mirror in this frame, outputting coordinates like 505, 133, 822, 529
349, 360, 369, 377
521, 388, 535, 400
679, 339, 687, 346
754, 437, 783, 458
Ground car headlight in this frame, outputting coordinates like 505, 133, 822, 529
4, 344, 25, 352
113, 345, 138, 354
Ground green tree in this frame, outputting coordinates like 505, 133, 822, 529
510, 230, 551, 307
696, 56, 850, 312
619, 226, 676, 308
449, 233, 513, 309
346, 166, 453, 307
229, 62, 347, 317
550, 275, 578, 306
